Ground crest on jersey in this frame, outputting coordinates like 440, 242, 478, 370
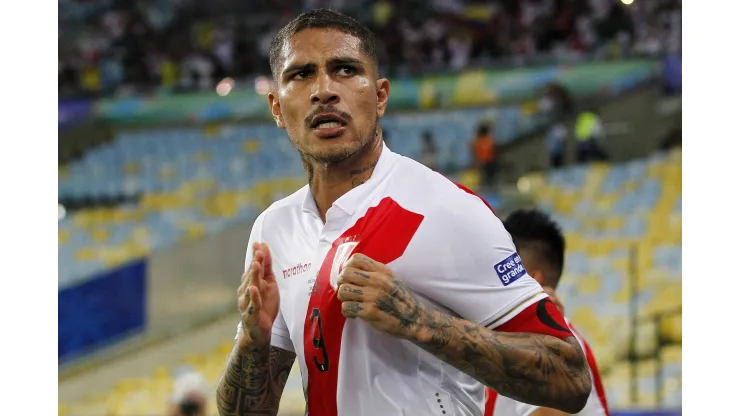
329, 241, 359, 290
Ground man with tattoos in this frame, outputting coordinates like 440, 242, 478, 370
485, 209, 610, 416
217, 9, 592, 416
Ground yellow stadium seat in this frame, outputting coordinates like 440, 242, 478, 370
602, 361, 631, 408
242, 139, 261, 153
576, 275, 601, 296
194, 151, 212, 163
634, 320, 658, 359
660, 345, 682, 364
642, 281, 681, 317
660, 312, 682, 344
90, 227, 111, 243
202, 123, 222, 137
182, 222, 206, 240
219, 341, 235, 355
75, 247, 98, 262
122, 162, 141, 175
159, 165, 176, 181
59, 229, 71, 245
636, 359, 659, 407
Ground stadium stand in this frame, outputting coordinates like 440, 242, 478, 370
58, 104, 549, 287
59, 2, 681, 415
59, 148, 682, 415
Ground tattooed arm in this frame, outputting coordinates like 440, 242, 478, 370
412, 307, 591, 414
216, 343, 296, 416
336, 254, 592, 414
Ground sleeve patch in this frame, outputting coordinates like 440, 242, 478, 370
494, 252, 527, 286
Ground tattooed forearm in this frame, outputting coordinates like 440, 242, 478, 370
411, 309, 591, 413
216, 344, 296, 416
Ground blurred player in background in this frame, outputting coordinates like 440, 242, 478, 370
217, 9, 592, 416
166, 372, 209, 416
485, 209, 610, 416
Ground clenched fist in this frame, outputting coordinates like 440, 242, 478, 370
335, 253, 430, 340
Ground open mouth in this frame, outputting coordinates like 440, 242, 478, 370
310, 113, 348, 129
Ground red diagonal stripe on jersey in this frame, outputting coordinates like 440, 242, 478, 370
569, 322, 610, 416
303, 197, 424, 416
484, 388, 497, 416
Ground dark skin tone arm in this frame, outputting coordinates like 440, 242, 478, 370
337, 254, 592, 414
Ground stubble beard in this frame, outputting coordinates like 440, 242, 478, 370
295, 122, 379, 168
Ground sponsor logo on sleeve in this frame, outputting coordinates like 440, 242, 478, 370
494, 253, 527, 286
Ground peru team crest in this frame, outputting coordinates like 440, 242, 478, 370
329, 241, 359, 290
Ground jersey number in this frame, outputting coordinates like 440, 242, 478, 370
310, 308, 330, 372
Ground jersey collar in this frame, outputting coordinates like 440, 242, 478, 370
301, 141, 396, 220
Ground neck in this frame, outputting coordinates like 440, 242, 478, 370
306, 132, 384, 222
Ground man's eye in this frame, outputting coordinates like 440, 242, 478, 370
294, 70, 310, 80
337, 66, 356, 76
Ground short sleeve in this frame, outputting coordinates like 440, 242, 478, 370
233, 212, 295, 352
402, 191, 546, 329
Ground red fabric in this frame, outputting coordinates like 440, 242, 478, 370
484, 388, 497, 416
302, 197, 424, 416
495, 298, 574, 341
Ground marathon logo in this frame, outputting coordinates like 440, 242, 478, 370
283, 262, 312, 279
495, 253, 527, 286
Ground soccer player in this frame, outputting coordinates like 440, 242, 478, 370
485, 209, 610, 416
216, 9, 592, 416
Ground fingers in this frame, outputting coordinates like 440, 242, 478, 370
341, 301, 365, 319
239, 260, 261, 295
336, 266, 391, 291
336, 283, 367, 302
258, 242, 275, 281
344, 253, 388, 274
241, 286, 263, 337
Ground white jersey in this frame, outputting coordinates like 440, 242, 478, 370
237, 143, 547, 416
486, 319, 609, 416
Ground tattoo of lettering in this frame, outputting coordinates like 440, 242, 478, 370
344, 285, 363, 295
412, 309, 591, 412
216, 345, 296, 416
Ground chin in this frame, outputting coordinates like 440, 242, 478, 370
309, 141, 365, 164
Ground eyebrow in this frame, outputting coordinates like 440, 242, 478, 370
281, 56, 365, 80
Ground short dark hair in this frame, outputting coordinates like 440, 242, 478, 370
503, 209, 565, 287
269, 9, 378, 81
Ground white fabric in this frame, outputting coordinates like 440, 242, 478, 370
236, 144, 545, 415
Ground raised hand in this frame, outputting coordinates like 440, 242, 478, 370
237, 242, 280, 349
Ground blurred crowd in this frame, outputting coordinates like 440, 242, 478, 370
58, 0, 682, 98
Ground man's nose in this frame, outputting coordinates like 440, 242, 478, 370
310, 72, 340, 105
